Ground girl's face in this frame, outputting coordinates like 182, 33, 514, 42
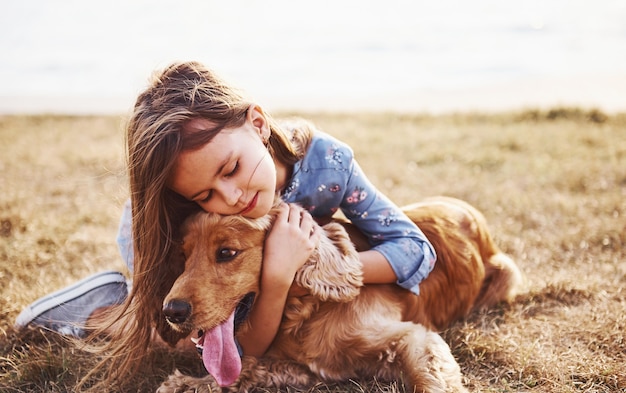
169, 107, 279, 219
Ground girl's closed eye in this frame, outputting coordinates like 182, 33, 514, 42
200, 191, 213, 203
225, 161, 239, 177
196, 162, 238, 204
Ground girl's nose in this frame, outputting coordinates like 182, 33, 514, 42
220, 184, 243, 207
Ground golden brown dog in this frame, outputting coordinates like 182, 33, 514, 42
158, 196, 522, 393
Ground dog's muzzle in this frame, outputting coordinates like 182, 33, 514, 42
163, 299, 192, 325
163, 292, 255, 330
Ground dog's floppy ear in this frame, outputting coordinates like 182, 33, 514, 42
154, 241, 189, 346
295, 222, 363, 302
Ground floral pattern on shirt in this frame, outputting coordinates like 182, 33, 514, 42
377, 209, 399, 227
325, 145, 345, 167
345, 186, 367, 205
280, 130, 436, 294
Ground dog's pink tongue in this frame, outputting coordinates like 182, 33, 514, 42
201, 311, 241, 387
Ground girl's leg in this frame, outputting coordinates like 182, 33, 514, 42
15, 270, 128, 338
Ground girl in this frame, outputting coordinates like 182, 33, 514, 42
17, 61, 436, 383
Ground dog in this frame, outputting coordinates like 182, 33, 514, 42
158, 196, 522, 393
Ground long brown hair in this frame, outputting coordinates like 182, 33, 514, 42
86, 61, 314, 389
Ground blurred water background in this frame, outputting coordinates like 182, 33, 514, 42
1, 0, 626, 114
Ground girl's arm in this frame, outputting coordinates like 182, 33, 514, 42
236, 203, 319, 356
340, 160, 436, 295
282, 131, 436, 295
292, 132, 436, 295
359, 249, 398, 284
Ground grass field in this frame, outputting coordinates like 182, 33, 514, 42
1, 108, 625, 392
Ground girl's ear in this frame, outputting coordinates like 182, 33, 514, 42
247, 104, 270, 140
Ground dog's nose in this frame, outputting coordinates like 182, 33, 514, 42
163, 299, 192, 324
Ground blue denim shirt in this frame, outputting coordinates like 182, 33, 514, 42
280, 131, 436, 295
116, 198, 134, 272
117, 131, 436, 295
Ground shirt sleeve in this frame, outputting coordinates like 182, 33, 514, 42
116, 198, 134, 274
282, 133, 437, 295
339, 155, 437, 295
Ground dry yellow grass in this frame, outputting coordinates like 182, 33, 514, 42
1, 108, 625, 392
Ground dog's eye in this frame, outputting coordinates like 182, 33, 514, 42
216, 247, 238, 262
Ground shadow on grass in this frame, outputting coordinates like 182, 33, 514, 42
0, 326, 204, 393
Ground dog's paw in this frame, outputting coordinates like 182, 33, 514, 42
157, 369, 219, 393
408, 330, 468, 393
296, 222, 363, 302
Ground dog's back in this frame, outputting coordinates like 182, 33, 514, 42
328, 196, 522, 331
401, 197, 522, 328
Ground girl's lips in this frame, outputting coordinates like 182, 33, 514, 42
239, 193, 258, 215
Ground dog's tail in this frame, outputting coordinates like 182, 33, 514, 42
404, 196, 524, 311
473, 252, 523, 310
452, 199, 523, 311
442, 197, 524, 310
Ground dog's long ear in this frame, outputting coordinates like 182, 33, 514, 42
295, 222, 363, 302
154, 241, 189, 346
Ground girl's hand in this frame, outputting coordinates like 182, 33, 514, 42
262, 203, 320, 291
238, 203, 319, 357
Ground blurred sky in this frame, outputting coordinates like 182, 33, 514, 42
1, 0, 626, 114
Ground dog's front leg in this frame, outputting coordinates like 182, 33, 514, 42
226, 356, 317, 393
157, 369, 221, 393
398, 326, 468, 393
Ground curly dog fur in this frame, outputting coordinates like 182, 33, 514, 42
158, 196, 522, 393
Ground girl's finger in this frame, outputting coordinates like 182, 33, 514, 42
311, 226, 321, 242
299, 210, 314, 231
274, 202, 290, 221
287, 204, 302, 223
